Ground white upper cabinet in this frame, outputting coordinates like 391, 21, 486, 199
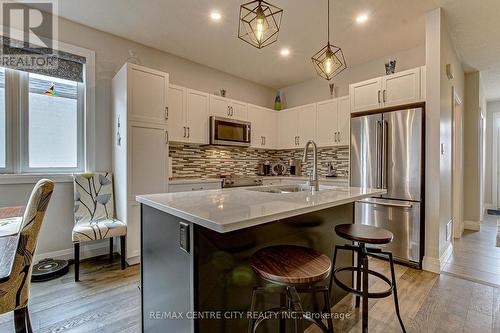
316, 99, 338, 146
186, 89, 209, 144
127, 64, 169, 124
167, 86, 209, 144
279, 108, 299, 149
167, 84, 186, 142
349, 66, 423, 113
232, 100, 249, 120
382, 68, 421, 107
209, 95, 248, 120
248, 105, 277, 149
316, 96, 350, 147
297, 104, 317, 146
349, 77, 382, 113
337, 96, 350, 146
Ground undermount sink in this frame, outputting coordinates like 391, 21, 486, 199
245, 184, 329, 194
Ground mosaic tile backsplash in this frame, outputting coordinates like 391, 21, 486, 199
169, 143, 349, 179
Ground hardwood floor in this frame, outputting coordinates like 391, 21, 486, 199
443, 215, 500, 286
0, 254, 499, 332
0, 255, 141, 333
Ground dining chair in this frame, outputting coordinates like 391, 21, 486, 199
0, 179, 55, 333
72, 172, 127, 281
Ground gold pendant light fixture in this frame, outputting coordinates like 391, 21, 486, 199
311, 0, 347, 80
238, 0, 283, 49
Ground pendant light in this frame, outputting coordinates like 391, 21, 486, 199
238, 0, 283, 49
311, 0, 347, 80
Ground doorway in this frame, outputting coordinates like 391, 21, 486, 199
452, 87, 464, 239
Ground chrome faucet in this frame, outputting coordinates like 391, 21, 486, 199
302, 140, 319, 191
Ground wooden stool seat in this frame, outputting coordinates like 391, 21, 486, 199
335, 224, 393, 245
250, 245, 331, 285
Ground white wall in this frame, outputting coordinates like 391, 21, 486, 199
463, 72, 485, 227
423, 8, 465, 272
0, 16, 276, 261
279, 45, 425, 108
484, 101, 500, 209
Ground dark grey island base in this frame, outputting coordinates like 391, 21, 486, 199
141, 203, 354, 333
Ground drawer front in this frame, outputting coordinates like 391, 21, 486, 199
169, 182, 221, 193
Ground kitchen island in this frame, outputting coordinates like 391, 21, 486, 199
137, 185, 385, 333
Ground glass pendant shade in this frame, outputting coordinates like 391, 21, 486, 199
311, 0, 347, 80
238, 0, 283, 49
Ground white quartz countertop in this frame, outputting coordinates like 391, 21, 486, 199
136, 186, 385, 233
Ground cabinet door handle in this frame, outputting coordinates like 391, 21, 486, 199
187, 127, 190, 138
378, 90, 381, 104
334, 132, 337, 142
165, 130, 169, 143
383, 90, 387, 103
338, 131, 341, 142
165, 106, 169, 120
183, 126, 186, 137
227, 106, 230, 116
230, 106, 234, 116
263, 136, 266, 145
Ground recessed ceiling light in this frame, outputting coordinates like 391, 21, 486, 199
210, 11, 222, 21
356, 14, 369, 24
280, 48, 290, 57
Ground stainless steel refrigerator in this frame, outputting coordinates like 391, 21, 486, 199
350, 106, 424, 267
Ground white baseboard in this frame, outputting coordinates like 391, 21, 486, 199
422, 256, 440, 273
484, 203, 494, 210
464, 220, 480, 231
126, 256, 140, 266
34, 241, 109, 263
422, 242, 453, 274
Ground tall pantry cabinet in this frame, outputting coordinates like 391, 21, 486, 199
112, 63, 170, 264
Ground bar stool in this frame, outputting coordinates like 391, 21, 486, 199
329, 224, 406, 333
248, 245, 333, 333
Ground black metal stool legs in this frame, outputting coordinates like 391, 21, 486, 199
387, 252, 406, 333
330, 243, 407, 333
361, 244, 369, 333
355, 246, 362, 308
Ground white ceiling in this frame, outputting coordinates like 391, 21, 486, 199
437, 0, 500, 100
51, 0, 439, 88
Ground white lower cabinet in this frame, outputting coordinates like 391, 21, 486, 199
169, 182, 222, 193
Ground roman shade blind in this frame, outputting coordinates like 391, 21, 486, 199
0, 36, 86, 82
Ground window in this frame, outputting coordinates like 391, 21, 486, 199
0, 67, 85, 173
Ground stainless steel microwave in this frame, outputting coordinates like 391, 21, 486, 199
210, 116, 251, 147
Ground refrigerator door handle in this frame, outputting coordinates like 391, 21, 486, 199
361, 198, 413, 208
376, 120, 382, 189
382, 120, 389, 189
